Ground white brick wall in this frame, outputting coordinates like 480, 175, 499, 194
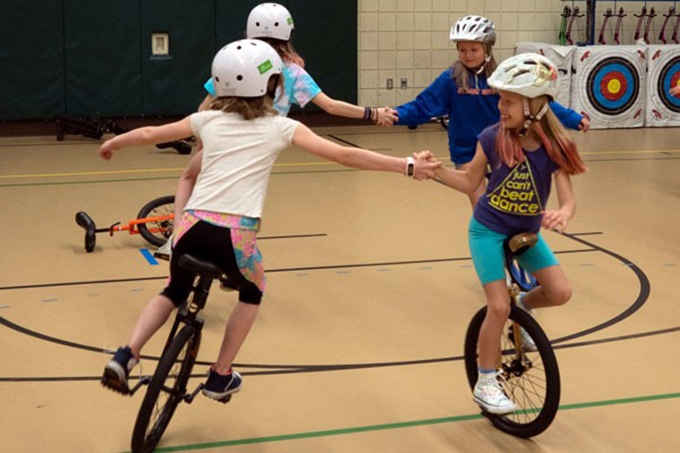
357, 0, 677, 106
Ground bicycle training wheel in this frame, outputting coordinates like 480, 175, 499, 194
464, 305, 560, 438
131, 324, 201, 453
136, 195, 175, 247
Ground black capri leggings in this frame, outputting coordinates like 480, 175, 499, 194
161, 220, 263, 305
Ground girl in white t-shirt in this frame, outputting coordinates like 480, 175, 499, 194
163, 3, 397, 257
99, 39, 439, 400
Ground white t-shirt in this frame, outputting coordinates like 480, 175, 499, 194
186, 110, 300, 218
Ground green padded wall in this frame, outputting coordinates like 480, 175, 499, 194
288, 0, 358, 111
0, 0, 65, 120
63, 0, 143, 117
140, 0, 215, 115
0, 1, 357, 121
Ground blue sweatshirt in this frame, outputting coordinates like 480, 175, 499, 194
395, 67, 583, 165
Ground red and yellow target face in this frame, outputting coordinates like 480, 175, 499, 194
600, 72, 628, 101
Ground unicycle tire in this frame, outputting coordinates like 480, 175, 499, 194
464, 305, 560, 438
131, 324, 201, 453
136, 195, 175, 247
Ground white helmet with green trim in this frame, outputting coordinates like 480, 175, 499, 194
247, 3, 295, 41
211, 39, 283, 98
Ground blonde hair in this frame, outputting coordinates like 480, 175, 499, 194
209, 75, 281, 120
495, 96, 587, 175
451, 43, 497, 91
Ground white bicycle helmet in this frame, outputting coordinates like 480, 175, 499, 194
488, 53, 559, 99
247, 3, 294, 41
211, 39, 283, 98
489, 53, 560, 135
450, 15, 496, 45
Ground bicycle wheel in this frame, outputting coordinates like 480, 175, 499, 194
136, 195, 175, 247
464, 306, 560, 438
131, 324, 201, 453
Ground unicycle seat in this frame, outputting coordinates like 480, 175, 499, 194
178, 254, 239, 291
506, 232, 538, 256
178, 254, 224, 280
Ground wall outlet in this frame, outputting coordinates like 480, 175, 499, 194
386, 78, 394, 90
400, 78, 408, 89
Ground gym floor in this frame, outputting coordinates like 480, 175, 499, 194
0, 122, 678, 452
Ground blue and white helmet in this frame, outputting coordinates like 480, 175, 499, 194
247, 3, 295, 41
211, 39, 283, 97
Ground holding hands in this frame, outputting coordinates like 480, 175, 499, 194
375, 107, 399, 127
410, 150, 441, 180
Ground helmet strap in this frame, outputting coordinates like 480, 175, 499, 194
518, 98, 549, 137
475, 53, 492, 75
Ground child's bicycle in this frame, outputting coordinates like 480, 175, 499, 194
109, 254, 234, 453
76, 195, 174, 252
463, 232, 560, 438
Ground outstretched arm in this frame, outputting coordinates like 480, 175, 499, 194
292, 123, 439, 179
542, 169, 576, 232
310, 92, 397, 126
550, 100, 589, 132
430, 143, 488, 194
99, 117, 193, 160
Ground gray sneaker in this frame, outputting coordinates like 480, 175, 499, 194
154, 238, 172, 261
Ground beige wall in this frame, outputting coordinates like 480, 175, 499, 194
357, 0, 677, 106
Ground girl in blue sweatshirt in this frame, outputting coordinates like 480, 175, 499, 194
389, 15, 589, 206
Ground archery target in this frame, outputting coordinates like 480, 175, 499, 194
515, 42, 575, 107
645, 45, 680, 127
571, 45, 647, 129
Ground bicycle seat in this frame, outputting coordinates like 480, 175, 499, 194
178, 254, 225, 280
507, 232, 538, 255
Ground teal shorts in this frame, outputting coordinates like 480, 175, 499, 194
468, 217, 559, 286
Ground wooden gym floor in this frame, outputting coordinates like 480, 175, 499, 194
0, 122, 678, 452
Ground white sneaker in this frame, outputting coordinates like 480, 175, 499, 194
473, 373, 518, 415
154, 238, 172, 261
514, 292, 537, 351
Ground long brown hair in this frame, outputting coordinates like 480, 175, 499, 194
495, 96, 587, 175
257, 36, 305, 67
209, 75, 281, 120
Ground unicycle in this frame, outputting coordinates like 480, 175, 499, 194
128, 254, 236, 452
463, 232, 560, 438
76, 195, 175, 252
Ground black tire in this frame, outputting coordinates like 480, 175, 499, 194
131, 324, 201, 453
137, 196, 175, 247
464, 306, 560, 438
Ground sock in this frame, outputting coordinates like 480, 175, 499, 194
478, 368, 496, 381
